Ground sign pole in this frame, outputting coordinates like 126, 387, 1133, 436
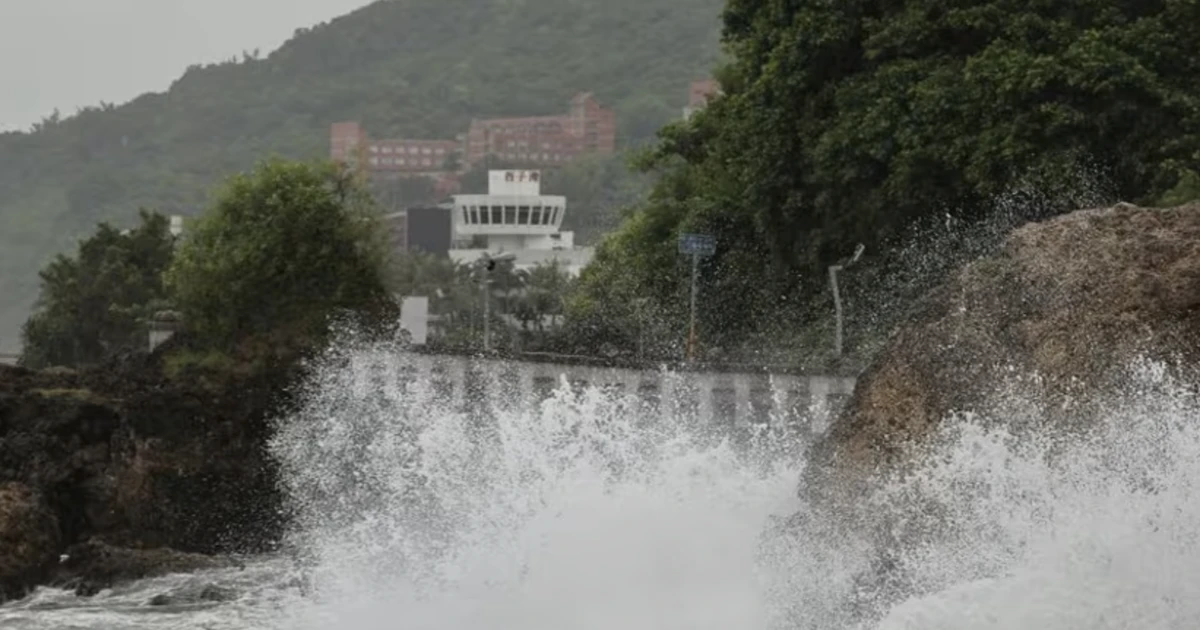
688, 252, 699, 362
678, 232, 714, 364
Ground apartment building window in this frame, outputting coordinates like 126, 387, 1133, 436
370, 146, 379, 153
369, 157, 379, 165
383, 146, 393, 154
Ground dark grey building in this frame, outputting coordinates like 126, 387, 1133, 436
383, 205, 453, 256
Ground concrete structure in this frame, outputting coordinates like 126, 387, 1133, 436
449, 169, 594, 275
0, 353, 17, 366
683, 79, 720, 120
382, 206, 454, 256
330, 92, 617, 184
147, 311, 181, 352
366, 350, 858, 437
399, 297, 430, 345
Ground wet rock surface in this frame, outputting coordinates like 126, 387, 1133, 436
0, 346, 290, 602
812, 202, 1200, 494
0, 483, 60, 601
52, 539, 234, 596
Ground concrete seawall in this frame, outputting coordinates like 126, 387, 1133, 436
357, 351, 858, 438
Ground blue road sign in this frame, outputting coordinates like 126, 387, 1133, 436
678, 233, 715, 256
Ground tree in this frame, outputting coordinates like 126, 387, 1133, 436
20, 210, 174, 368
520, 262, 574, 333
576, 0, 1200, 357
165, 159, 396, 355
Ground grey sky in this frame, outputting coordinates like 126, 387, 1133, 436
0, 0, 375, 131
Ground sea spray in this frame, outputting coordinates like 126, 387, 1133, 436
6, 344, 1200, 629
860, 359, 1200, 629
269, 342, 821, 630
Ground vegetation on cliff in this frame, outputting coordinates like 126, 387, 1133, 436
20, 211, 175, 369
573, 0, 1200, 362
0, 0, 724, 351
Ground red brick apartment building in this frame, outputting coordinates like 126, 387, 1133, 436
330, 92, 617, 179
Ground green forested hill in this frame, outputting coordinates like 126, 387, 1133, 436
0, 0, 724, 351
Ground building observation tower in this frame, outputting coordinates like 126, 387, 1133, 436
449, 170, 594, 276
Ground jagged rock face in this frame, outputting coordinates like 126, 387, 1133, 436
0, 355, 288, 601
0, 483, 60, 601
808, 202, 1200, 500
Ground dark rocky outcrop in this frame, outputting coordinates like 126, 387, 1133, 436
809, 202, 1200, 498
0, 483, 60, 601
52, 539, 233, 596
798, 200, 1200, 564
0, 346, 292, 601
794, 201, 1200, 621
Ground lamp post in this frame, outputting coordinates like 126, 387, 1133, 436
477, 251, 516, 353
829, 243, 865, 359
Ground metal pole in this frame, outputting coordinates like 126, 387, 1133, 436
688, 252, 699, 362
482, 262, 490, 352
829, 264, 843, 358
638, 308, 645, 363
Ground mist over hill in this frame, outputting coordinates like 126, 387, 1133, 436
0, 0, 724, 352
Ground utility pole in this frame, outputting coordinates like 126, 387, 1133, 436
478, 251, 516, 353
481, 264, 490, 352
678, 233, 715, 363
829, 243, 865, 359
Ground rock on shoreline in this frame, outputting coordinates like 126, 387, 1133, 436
0, 350, 289, 602
810, 201, 1200, 497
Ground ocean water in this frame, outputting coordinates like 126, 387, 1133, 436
3, 346, 1200, 629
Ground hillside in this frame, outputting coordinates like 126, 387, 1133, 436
0, 0, 725, 352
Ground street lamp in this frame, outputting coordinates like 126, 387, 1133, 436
829, 243, 864, 359
477, 251, 516, 352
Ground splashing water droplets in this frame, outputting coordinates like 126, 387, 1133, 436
270, 345, 809, 630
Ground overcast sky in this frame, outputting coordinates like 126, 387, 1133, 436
0, 0, 376, 131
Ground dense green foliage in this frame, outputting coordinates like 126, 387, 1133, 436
20, 211, 175, 368
165, 160, 395, 355
388, 250, 578, 352
0, 0, 724, 351
575, 0, 1200, 362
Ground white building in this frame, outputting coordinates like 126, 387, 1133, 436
449, 169, 594, 275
